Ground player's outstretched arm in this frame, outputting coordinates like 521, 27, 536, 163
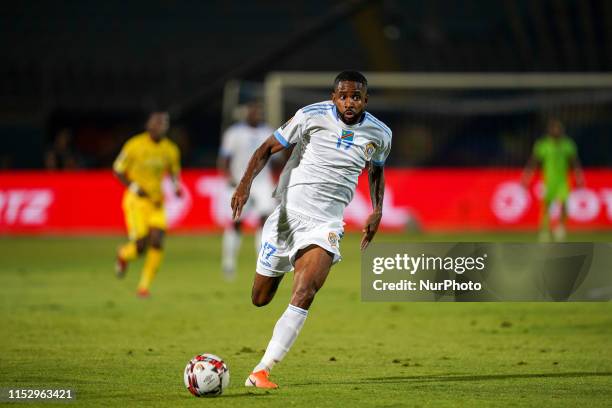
113, 169, 131, 189
361, 162, 385, 251
113, 142, 149, 198
170, 173, 183, 197
571, 156, 586, 188
112, 170, 148, 198
169, 145, 183, 197
231, 135, 285, 220
521, 156, 538, 187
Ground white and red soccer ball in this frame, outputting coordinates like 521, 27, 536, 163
183, 353, 230, 397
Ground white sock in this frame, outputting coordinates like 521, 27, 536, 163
254, 304, 308, 373
553, 224, 566, 241
222, 227, 241, 271
254, 228, 262, 255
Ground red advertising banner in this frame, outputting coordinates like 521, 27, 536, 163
0, 169, 611, 234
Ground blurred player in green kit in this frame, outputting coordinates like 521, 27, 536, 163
522, 118, 585, 241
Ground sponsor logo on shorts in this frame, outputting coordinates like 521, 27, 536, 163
328, 232, 339, 247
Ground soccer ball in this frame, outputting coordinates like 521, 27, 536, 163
183, 353, 230, 397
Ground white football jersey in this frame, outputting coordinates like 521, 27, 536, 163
273, 101, 392, 221
220, 122, 275, 186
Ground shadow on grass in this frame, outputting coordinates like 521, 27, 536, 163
82, 390, 274, 401
367, 372, 612, 383
291, 372, 612, 387
222, 391, 274, 398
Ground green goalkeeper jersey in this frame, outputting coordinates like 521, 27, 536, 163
533, 135, 577, 199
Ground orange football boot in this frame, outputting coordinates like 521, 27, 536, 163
245, 370, 278, 389
136, 288, 150, 298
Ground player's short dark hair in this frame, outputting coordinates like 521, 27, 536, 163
333, 71, 368, 90
146, 111, 169, 125
244, 98, 262, 107
144, 100, 170, 117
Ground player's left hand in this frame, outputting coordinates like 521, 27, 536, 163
575, 172, 586, 188
231, 183, 250, 221
361, 211, 382, 251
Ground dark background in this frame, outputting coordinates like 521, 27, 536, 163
1, 0, 611, 169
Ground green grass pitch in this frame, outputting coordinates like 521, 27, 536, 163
1, 232, 611, 407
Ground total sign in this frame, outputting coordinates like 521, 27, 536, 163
492, 180, 612, 226
0, 169, 611, 234
0, 189, 54, 225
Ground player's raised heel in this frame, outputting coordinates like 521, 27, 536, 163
115, 253, 128, 278
245, 370, 278, 389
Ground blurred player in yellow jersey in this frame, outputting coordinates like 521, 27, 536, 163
113, 111, 182, 297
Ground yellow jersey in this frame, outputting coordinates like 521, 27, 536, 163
113, 132, 181, 203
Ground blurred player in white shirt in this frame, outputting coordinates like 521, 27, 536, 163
218, 102, 277, 280
231, 71, 392, 388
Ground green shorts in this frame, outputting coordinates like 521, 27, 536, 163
544, 183, 570, 203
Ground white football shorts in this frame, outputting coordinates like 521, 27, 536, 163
256, 205, 344, 277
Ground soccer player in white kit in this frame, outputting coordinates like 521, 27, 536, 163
231, 71, 391, 389
219, 101, 276, 279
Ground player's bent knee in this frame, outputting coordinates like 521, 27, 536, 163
136, 239, 148, 254
149, 229, 165, 250
251, 292, 272, 307
251, 273, 282, 307
251, 280, 277, 307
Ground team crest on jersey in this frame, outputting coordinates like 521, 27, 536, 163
336, 130, 354, 150
364, 142, 376, 160
328, 232, 339, 247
